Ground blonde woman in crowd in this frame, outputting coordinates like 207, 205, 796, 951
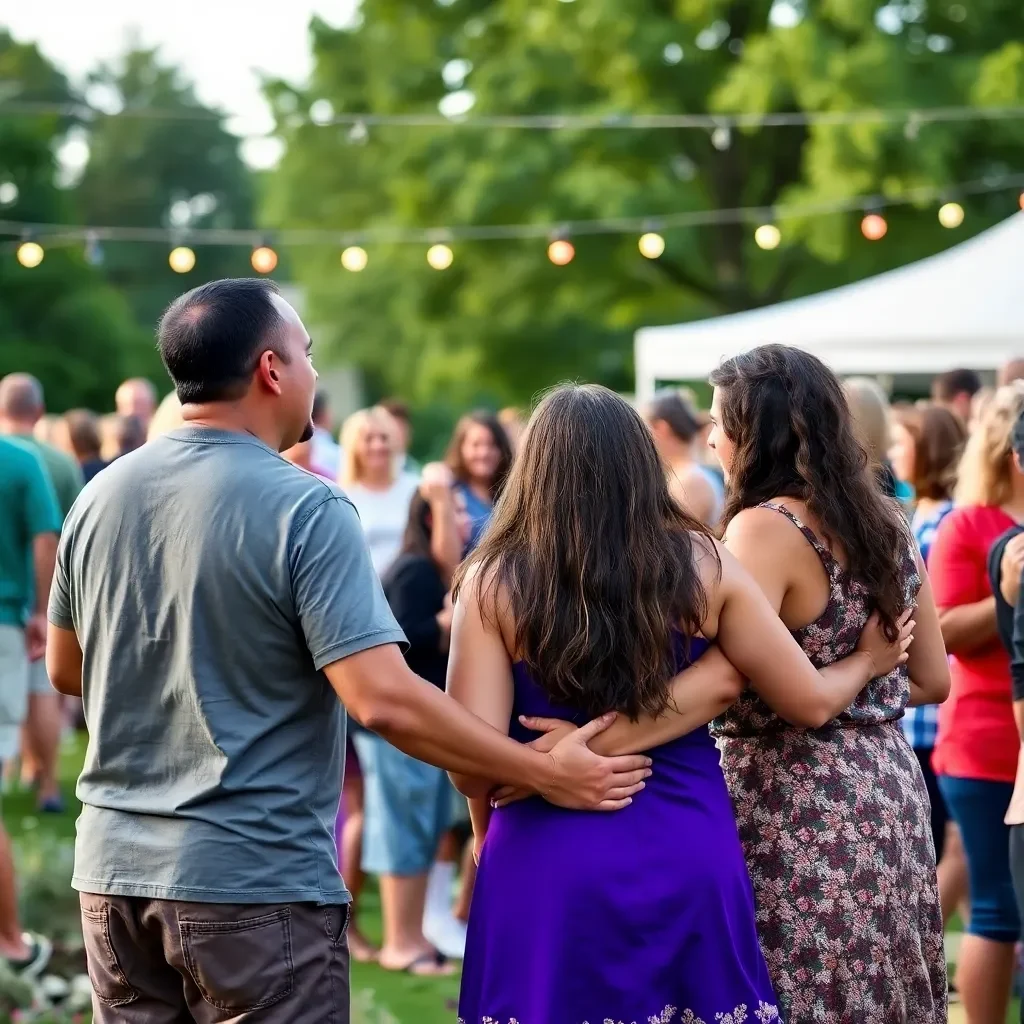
929, 382, 1024, 1023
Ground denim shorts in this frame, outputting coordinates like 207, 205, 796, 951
352, 731, 451, 876
0, 624, 29, 761
939, 775, 1021, 943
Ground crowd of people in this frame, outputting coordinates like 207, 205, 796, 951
5, 275, 1024, 1022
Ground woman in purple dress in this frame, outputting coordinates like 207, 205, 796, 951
447, 384, 912, 1024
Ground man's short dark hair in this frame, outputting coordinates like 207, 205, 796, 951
932, 368, 982, 402
157, 279, 287, 404
379, 398, 410, 424
312, 390, 330, 421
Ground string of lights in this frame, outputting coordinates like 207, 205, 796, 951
3, 175, 1023, 273
4, 98, 1024, 133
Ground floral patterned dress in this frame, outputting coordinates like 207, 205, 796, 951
711, 503, 946, 1024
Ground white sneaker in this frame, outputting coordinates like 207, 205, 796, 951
424, 913, 467, 960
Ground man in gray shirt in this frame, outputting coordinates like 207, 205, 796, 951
45, 279, 650, 1023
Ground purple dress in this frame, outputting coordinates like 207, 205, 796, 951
458, 639, 780, 1024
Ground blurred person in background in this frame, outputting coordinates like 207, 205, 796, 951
32, 415, 59, 447
972, 388, 997, 436
147, 392, 184, 442
352, 479, 472, 976
311, 389, 341, 478
445, 411, 513, 551
379, 398, 419, 475
57, 410, 107, 483
0, 374, 83, 813
933, 368, 983, 426
498, 407, 526, 454
999, 360, 1024, 388
890, 403, 970, 931
644, 389, 722, 528
339, 407, 420, 577
114, 378, 157, 434
283, 436, 333, 480
99, 414, 146, 463
930, 382, 1024, 1023
0, 435, 60, 976
844, 376, 905, 500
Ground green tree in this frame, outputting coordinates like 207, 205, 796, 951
0, 31, 146, 411
264, 1, 1024, 406
76, 47, 258, 377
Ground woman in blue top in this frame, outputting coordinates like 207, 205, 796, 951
445, 411, 513, 551
889, 401, 968, 926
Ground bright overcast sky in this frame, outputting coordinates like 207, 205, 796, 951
1, 0, 359, 167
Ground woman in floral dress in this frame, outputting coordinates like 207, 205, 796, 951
705, 345, 951, 1023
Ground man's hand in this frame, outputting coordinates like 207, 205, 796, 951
24, 613, 47, 662
490, 716, 574, 807
1001, 534, 1024, 605
535, 713, 652, 811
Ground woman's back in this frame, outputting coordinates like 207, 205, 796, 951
460, 634, 779, 1024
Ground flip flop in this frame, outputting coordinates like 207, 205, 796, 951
382, 950, 455, 977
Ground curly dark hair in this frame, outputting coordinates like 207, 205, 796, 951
453, 384, 717, 720
709, 344, 908, 641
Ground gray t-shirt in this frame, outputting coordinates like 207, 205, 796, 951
48, 426, 405, 905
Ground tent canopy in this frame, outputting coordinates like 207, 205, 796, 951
634, 212, 1024, 402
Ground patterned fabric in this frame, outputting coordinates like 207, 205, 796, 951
711, 502, 947, 1024
900, 500, 954, 749
459, 1004, 779, 1024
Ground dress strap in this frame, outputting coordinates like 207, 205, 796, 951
756, 502, 843, 582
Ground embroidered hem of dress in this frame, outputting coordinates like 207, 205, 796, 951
458, 1001, 780, 1024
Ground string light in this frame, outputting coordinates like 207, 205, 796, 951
16, 241, 43, 268
426, 244, 454, 270
548, 239, 575, 265
861, 213, 888, 240
754, 224, 781, 250
251, 245, 278, 274
1018, 191, 1024, 211
938, 202, 964, 228
341, 246, 368, 272
168, 246, 196, 273
638, 232, 666, 259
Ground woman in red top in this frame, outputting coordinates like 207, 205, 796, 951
931, 381, 1024, 1023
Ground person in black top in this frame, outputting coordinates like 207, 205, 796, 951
350, 482, 471, 975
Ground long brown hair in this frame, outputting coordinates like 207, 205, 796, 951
444, 411, 513, 501
892, 404, 966, 501
453, 384, 716, 719
709, 344, 907, 640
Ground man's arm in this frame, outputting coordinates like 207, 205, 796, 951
19, 448, 61, 661
46, 624, 82, 696
323, 644, 650, 810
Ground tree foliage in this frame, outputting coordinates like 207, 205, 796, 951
76, 47, 258, 377
0, 32, 146, 411
263, 0, 1024, 405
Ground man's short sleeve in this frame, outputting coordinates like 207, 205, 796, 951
48, 527, 74, 630
290, 496, 407, 670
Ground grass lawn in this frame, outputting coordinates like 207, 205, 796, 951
6, 734, 1021, 1023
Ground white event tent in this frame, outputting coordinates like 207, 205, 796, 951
634, 211, 1024, 403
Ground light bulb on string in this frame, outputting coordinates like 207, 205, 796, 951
169, 246, 196, 274
426, 244, 454, 270
251, 245, 278, 274
638, 232, 666, 259
1018, 192, 1024, 212
548, 239, 575, 265
861, 213, 888, 241
16, 241, 43, 268
754, 224, 781, 251
938, 202, 964, 229
341, 246, 368, 272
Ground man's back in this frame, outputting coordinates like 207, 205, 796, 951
50, 426, 404, 905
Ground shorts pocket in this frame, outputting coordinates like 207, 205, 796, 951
179, 908, 294, 1013
80, 902, 137, 1007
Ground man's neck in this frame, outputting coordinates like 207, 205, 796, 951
181, 403, 284, 453
0, 418, 35, 437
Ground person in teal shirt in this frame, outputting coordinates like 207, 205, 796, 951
0, 434, 60, 976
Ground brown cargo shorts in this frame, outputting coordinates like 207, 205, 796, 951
79, 893, 351, 1023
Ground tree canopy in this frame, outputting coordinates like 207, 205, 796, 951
263, 0, 1024, 406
